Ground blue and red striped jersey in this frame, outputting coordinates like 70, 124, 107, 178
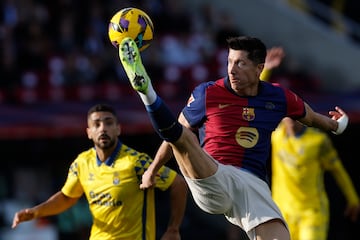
182, 77, 305, 181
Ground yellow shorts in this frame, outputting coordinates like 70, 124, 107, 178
282, 208, 329, 240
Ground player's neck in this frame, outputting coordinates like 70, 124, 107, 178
96, 145, 117, 162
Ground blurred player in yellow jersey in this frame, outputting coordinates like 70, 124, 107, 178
11, 104, 188, 240
260, 47, 360, 240
271, 117, 360, 240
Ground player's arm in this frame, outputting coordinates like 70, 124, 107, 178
161, 174, 188, 240
140, 141, 174, 189
328, 160, 360, 221
298, 103, 348, 134
140, 112, 192, 189
260, 47, 285, 81
12, 191, 80, 229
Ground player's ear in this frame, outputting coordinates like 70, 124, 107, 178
86, 127, 92, 140
117, 124, 121, 136
256, 63, 264, 77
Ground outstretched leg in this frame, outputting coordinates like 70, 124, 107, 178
118, 37, 217, 179
119, 37, 182, 142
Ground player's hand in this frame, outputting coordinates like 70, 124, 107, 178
344, 203, 360, 222
140, 169, 157, 189
160, 228, 181, 240
12, 208, 36, 228
329, 106, 347, 120
329, 106, 349, 135
264, 47, 285, 70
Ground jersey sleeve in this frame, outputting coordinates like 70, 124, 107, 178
260, 68, 272, 82
134, 152, 177, 191
282, 86, 306, 119
155, 166, 177, 191
182, 82, 211, 128
61, 160, 84, 198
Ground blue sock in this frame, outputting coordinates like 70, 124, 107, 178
145, 96, 183, 142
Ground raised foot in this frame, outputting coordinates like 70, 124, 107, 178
119, 37, 149, 94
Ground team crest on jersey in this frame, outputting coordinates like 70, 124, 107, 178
242, 107, 255, 121
113, 172, 120, 185
186, 94, 195, 107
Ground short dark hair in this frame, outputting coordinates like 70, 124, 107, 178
87, 104, 118, 120
226, 36, 266, 65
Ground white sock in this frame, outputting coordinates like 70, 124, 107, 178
139, 81, 157, 105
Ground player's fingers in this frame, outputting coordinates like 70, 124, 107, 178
335, 106, 347, 115
140, 182, 149, 189
12, 216, 19, 228
140, 180, 155, 189
11, 211, 25, 228
329, 108, 346, 120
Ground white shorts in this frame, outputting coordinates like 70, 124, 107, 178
184, 163, 286, 235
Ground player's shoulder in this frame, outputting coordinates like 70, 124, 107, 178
189, 79, 219, 100
69, 148, 96, 169
119, 143, 153, 163
272, 123, 286, 139
260, 81, 294, 98
194, 79, 217, 90
120, 143, 145, 156
76, 147, 96, 161
260, 80, 284, 90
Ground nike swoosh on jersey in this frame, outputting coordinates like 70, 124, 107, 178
219, 103, 232, 109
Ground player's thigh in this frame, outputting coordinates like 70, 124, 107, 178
253, 219, 290, 240
172, 128, 218, 179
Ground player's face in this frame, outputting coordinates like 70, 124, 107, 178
227, 49, 264, 95
87, 111, 120, 150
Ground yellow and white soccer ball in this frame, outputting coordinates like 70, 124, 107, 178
108, 7, 154, 52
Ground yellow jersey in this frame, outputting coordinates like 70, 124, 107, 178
271, 123, 359, 213
61, 141, 177, 240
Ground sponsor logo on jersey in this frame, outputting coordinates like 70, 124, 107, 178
235, 127, 259, 148
265, 102, 275, 110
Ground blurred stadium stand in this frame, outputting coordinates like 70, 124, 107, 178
1, 1, 359, 239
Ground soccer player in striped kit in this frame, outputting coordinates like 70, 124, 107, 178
118, 35, 348, 240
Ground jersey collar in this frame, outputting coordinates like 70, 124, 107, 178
96, 141, 122, 166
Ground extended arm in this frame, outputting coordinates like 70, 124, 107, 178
260, 47, 285, 81
160, 174, 188, 240
140, 141, 174, 189
299, 103, 348, 134
259, 47, 348, 134
140, 112, 193, 189
12, 191, 79, 228
330, 161, 360, 222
